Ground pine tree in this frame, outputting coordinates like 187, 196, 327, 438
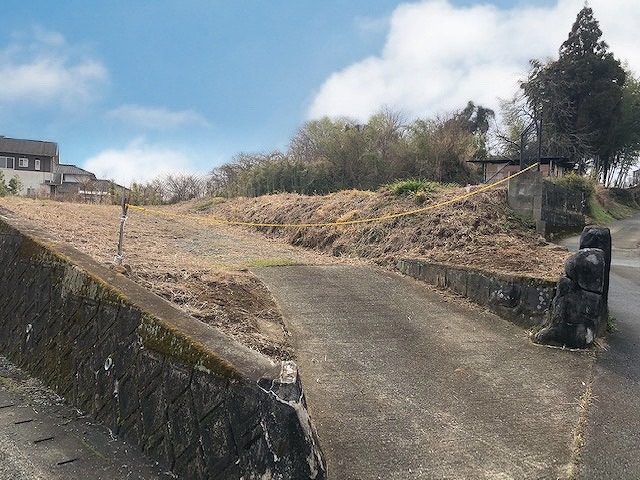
522, 6, 626, 181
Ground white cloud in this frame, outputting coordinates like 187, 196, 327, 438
106, 104, 211, 130
308, 0, 640, 122
0, 28, 108, 109
82, 138, 203, 186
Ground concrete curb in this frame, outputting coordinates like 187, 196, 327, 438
397, 258, 556, 328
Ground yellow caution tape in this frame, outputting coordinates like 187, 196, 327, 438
127, 163, 540, 228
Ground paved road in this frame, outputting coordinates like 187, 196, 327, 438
0, 357, 172, 480
256, 265, 593, 479
569, 214, 640, 479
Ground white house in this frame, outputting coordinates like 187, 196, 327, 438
0, 136, 60, 195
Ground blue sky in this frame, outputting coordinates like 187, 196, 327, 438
1, 0, 637, 185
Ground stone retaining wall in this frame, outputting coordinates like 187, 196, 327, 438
0, 211, 325, 480
508, 170, 586, 236
397, 259, 556, 328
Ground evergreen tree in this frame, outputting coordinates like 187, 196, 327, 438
8, 175, 22, 195
522, 6, 626, 181
0, 172, 7, 196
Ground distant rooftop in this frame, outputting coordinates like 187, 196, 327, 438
0, 136, 58, 157
56, 164, 96, 177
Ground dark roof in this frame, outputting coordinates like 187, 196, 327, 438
467, 157, 517, 165
468, 156, 576, 168
0, 136, 58, 157
94, 179, 122, 190
56, 164, 96, 177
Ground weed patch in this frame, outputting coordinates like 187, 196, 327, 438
247, 259, 302, 268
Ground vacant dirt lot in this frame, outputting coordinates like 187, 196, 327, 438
0, 186, 569, 360
0, 198, 351, 360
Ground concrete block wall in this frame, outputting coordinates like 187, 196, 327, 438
397, 259, 556, 328
508, 170, 586, 235
0, 211, 325, 480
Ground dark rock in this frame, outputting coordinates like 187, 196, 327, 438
534, 277, 600, 348
491, 283, 520, 308
565, 248, 606, 294
580, 225, 611, 333
535, 226, 611, 348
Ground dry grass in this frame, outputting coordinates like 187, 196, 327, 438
193, 186, 569, 280
0, 197, 347, 360
0, 186, 569, 360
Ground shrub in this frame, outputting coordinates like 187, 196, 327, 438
552, 172, 596, 196
385, 178, 440, 196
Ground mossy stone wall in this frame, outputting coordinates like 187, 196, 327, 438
0, 212, 325, 480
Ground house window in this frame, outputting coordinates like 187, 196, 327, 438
19, 158, 28, 168
0, 156, 15, 169
35, 159, 40, 170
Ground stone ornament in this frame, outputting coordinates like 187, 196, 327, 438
534, 226, 611, 348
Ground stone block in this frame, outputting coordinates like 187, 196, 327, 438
489, 282, 520, 309
144, 426, 174, 470
73, 358, 96, 413
168, 391, 198, 459
445, 267, 467, 296
116, 305, 143, 338
421, 262, 447, 287
117, 372, 140, 421
94, 367, 119, 427
117, 411, 143, 446
96, 301, 121, 339
164, 361, 192, 403
580, 225, 611, 324
191, 370, 227, 421
113, 335, 142, 380
141, 376, 167, 435
172, 444, 207, 480
75, 321, 98, 353
227, 383, 263, 452
466, 270, 492, 305
138, 349, 165, 382
199, 405, 238, 476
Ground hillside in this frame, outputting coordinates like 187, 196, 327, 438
0, 185, 570, 360
182, 185, 569, 280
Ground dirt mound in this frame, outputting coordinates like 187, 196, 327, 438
192, 186, 569, 280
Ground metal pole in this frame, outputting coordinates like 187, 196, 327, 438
114, 187, 129, 266
537, 118, 542, 172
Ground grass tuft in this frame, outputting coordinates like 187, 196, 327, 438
246, 258, 302, 268
195, 197, 226, 211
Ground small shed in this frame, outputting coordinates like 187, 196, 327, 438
467, 157, 576, 183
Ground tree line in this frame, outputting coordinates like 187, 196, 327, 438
129, 6, 640, 204
208, 104, 494, 198
517, 6, 640, 187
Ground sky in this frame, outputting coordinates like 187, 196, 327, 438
1, 0, 638, 185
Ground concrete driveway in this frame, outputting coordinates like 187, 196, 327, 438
255, 265, 593, 479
